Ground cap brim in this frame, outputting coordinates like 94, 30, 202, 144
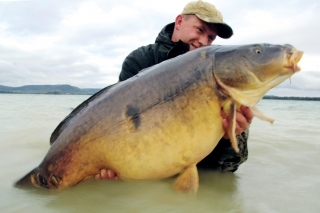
215, 23, 233, 39
194, 14, 233, 39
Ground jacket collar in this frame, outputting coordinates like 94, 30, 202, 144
155, 23, 190, 59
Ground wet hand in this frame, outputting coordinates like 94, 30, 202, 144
95, 169, 119, 180
222, 106, 253, 138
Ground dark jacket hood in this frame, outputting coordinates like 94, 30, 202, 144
155, 23, 189, 59
155, 23, 175, 47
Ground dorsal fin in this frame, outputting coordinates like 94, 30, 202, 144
49, 83, 116, 145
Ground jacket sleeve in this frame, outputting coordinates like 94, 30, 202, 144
197, 129, 249, 172
119, 47, 152, 81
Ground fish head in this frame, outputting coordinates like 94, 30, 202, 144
212, 43, 303, 106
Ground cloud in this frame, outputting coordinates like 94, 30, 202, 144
0, 0, 319, 97
277, 71, 320, 90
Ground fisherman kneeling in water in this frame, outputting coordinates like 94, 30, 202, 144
96, 0, 253, 180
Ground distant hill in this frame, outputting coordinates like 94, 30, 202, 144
263, 95, 320, 101
1, 85, 319, 100
0, 84, 101, 95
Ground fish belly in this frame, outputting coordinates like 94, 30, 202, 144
96, 88, 224, 180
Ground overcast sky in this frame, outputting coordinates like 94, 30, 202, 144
0, 0, 319, 97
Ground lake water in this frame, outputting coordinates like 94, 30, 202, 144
1, 94, 320, 213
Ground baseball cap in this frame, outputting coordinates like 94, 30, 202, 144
181, 0, 233, 39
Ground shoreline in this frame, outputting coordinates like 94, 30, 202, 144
1, 92, 319, 101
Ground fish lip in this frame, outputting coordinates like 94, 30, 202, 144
295, 50, 304, 62
283, 65, 301, 72
34, 173, 60, 189
46, 174, 61, 189
284, 50, 304, 72
49, 175, 59, 188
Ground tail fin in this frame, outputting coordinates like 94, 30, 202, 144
14, 168, 38, 188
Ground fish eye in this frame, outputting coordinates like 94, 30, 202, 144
37, 174, 48, 188
255, 49, 261, 54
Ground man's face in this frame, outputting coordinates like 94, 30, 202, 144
173, 15, 218, 51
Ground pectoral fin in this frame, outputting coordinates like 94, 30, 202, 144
223, 101, 239, 153
251, 106, 274, 124
173, 164, 199, 194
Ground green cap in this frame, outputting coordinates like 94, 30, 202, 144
181, 0, 233, 39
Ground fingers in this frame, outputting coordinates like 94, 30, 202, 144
240, 106, 254, 123
235, 106, 253, 134
95, 174, 101, 180
95, 169, 119, 180
222, 118, 229, 139
234, 111, 247, 135
221, 106, 254, 137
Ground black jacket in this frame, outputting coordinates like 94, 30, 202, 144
118, 23, 248, 172
119, 23, 189, 81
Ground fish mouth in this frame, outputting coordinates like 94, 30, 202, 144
35, 173, 61, 189
284, 49, 304, 72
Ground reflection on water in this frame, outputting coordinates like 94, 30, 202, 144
12, 171, 242, 213
1, 95, 320, 213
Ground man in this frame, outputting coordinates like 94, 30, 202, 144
96, 0, 253, 180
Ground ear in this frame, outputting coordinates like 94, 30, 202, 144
174, 15, 183, 30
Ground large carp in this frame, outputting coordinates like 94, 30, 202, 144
15, 44, 303, 193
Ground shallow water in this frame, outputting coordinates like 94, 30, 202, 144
1, 94, 320, 213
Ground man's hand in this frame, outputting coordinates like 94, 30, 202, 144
95, 169, 119, 180
222, 106, 253, 138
